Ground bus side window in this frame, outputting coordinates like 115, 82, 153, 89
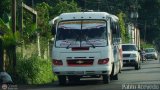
111, 22, 116, 34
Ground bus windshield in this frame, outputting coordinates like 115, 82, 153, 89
55, 20, 108, 48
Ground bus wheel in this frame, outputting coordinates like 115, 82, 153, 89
112, 74, 118, 80
102, 75, 110, 84
58, 75, 67, 85
68, 76, 80, 83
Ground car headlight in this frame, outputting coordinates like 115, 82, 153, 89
130, 54, 137, 57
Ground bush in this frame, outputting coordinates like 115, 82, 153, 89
140, 41, 155, 49
13, 55, 57, 84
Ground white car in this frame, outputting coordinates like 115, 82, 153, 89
122, 44, 141, 70
144, 48, 158, 60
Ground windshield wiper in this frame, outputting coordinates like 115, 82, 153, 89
66, 38, 79, 49
66, 41, 75, 49
85, 39, 95, 48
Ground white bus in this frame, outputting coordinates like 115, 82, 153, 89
50, 12, 122, 85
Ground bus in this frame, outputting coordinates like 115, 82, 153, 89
50, 12, 122, 85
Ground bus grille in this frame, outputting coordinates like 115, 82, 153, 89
67, 59, 94, 66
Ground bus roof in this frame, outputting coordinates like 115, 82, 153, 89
49, 12, 119, 25
60, 12, 110, 20
109, 14, 119, 22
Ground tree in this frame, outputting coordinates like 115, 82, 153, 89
117, 12, 128, 43
51, 0, 81, 18
0, 14, 20, 71
0, 32, 4, 72
35, 2, 52, 58
35, 2, 51, 37
0, 0, 11, 18
24, 0, 59, 6
138, 0, 160, 43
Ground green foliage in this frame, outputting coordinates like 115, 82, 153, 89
0, 14, 20, 73
23, 23, 37, 43
138, 0, 160, 43
15, 54, 57, 84
117, 12, 128, 43
51, 0, 81, 17
140, 41, 155, 49
0, 0, 11, 18
40, 37, 49, 59
0, 15, 20, 49
24, 0, 59, 6
22, 9, 38, 44
34, 2, 52, 58
35, 2, 52, 38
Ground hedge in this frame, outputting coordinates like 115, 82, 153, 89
12, 55, 57, 84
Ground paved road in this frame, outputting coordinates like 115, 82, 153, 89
17, 60, 160, 90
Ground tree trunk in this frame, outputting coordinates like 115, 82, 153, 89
47, 39, 50, 58
0, 38, 4, 72
12, 0, 17, 79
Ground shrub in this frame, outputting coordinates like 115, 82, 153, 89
140, 41, 155, 49
13, 54, 57, 84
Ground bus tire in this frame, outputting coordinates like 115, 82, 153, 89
68, 76, 80, 83
58, 75, 67, 85
102, 75, 110, 84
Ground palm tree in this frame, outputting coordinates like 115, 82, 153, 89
0, 13, 20, 72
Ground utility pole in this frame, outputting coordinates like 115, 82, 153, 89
84, 0, 86, 11
18, 0, 23, 35
12, 0, 16, 33
97, 0, 100, 11
12, 0, 17, 75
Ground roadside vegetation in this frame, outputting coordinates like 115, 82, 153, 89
15, 54, 57, 84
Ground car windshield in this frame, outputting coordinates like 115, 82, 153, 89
55, 20, 107, 48
122, 45, 137, 51
145, 48, 155, 53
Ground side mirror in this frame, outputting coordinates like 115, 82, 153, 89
51, 25, 56, 36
